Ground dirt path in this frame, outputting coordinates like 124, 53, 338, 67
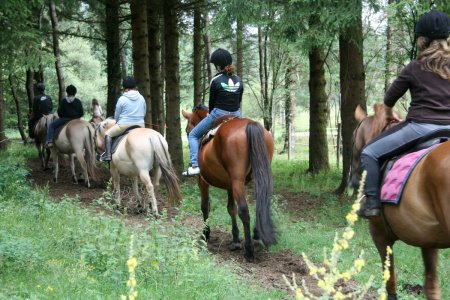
27, 158, 368, 298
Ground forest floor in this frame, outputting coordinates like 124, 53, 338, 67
27, 157, 373, 299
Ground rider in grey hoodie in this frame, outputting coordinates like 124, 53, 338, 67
100, 76, 146, 161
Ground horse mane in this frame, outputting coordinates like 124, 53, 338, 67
193, 104, 208, 112
369, 103, 389, 140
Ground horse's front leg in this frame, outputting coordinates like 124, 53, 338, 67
52, 150, 59, 183
139, 170, 158, 216
44, 147, 51, 170
110, 164, 121, 209
199, 178, 211, 241
70, 154, 78, 184
422, 248, 440, 300
233, 180, 253, 262
227, 190, 241, 251
132, 176, 145, 214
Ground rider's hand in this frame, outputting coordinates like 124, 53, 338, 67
384, 105, 402, 123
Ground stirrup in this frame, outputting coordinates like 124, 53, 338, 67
357, 207, 381, 219
99, 152, 111, 162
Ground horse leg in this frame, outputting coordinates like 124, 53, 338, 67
53, 150, 59, 183
74, 150, 90, 188
369, 222, 397, 299
133, 176, 145, 214
139, 170, 158, 216
199, 178, 211, 241
110, 164, 121, 209
44, 147, 51, 170
227, 190, 242, 251
233, 180, 254, 262
70, 154, 78, 184
421, 248, 440, 300
151, 165, 161, 188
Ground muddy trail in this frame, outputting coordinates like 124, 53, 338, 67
26, 157, 368, 298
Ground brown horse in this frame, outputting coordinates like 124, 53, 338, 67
94, 119, 181, 215
51, 119, 99, 188
349, 104, 450, 300
34, 113, 58, 170
182, 105, 277, 262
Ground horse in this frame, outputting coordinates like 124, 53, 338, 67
182, 105, 277, 262
33, 113, 57, 170
349, 104, 450, 300
51, 119, 99, 188
94, 119, 181, 215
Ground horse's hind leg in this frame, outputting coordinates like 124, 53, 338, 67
44, 147, 51, 170
422, 248, 440, 300
199, 178, 211, 241
52, 150, 59, 183
227, 190, 241, 251
139, 170, 158, 216
75, 151, 90, 188
233, 181, 254, 262
133, 177, 146, 213
110, 164, 121, 209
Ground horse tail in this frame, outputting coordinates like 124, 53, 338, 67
246, 121, 277, 246
151, 133, 182, 205
84, 124, 100, 181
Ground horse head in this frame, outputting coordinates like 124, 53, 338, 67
181, 104, 208, 134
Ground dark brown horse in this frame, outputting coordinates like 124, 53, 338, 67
33, 113, 58, 170
182, 105, 277, 262
349, 104, 450, 300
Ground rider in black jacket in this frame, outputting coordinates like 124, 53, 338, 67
28, 83, 53, 139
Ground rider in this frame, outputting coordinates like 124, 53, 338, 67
28, 82, 53, 140
99, 76, 146, 161
45, 84, 84, 148
358, 10, 450, 218
182, 48, 243, 176
90, 98, 104, 124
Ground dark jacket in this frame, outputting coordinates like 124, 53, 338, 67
384, 60, 450, 125
209, 72, 243, 113
57, 97, 84, 119
32, 93, 53, 117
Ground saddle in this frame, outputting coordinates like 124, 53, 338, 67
54, 120, 71, 140
200, 115, 238, 146
380, 129, 450, 204
111, 125, 141, 154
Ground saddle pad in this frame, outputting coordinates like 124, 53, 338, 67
111, 125, 141, 154
380, 145, 438, 204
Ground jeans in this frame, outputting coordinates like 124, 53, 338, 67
361, 121, 450, 199
47, 118, 71, 143
188, 108, 241, 167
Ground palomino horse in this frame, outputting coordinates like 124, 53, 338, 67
34, 113, 57, 170
182, 105, 277, 262
51, 119, 99, 188
94, 119, 181, 215
349, 104, 450, 300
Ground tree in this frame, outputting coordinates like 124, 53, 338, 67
49, 1, 66, 101
192, 0, 203, 106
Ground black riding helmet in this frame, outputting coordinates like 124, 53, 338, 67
415, 10, 450, 40
36, 82, 45, 92
210, 48, 232, 68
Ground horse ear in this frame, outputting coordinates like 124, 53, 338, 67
354, 105, 367, 122
181, 110, 191, 119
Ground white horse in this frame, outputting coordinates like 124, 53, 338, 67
94, 119, 181, 214
51, 119, 99, 188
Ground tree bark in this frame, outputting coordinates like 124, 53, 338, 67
105, 0, 122, 117
202, 0, 212, 85
130, 0, 151, 126
164, 0, 183, 174
384, 0, 395, 92
281, 55, 296, 154
147, 0, 165, 134
49, 1, 65, 101
9, 75, 27, 143
258, 27, 271, 131
337, 1, 365, 193
26, 69, 34, 116
0, 69, 7, 152
193, 1, 202, 106
308, 47, 329, 173
236, 17, 244, 79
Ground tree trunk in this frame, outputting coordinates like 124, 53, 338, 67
236, 17, 244, 79
202, 0, 212, 84
281, 55, 296, 154
164, 0, 183, 174
8, 75, 27, 143
337, 2, 365, 194
49, 1, 65, 101
147, 0, 165, 134
0, 69, 7, 152
105, 0, 122, 117
26, 69, 34, 116
130, 0, 151, 126
384, 0, 394, 92
308, 47, 329, 173
193, 1, 202, 106
258, 27, 271, 131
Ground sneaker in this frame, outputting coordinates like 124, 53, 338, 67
45, 142, 53, 148
182, 166, 200, 176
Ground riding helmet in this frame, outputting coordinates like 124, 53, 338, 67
415, 10, 450, 39
66, 84, 77, 96
36, 82, 45, 92
210, 48, 232, 68
122, 76, 136, 89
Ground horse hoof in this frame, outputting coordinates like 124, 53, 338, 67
229, 242, 242, 251
244, 254, 255, 263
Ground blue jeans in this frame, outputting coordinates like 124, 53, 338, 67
361, 121, 450, 199
188, 108, 241, 167
47, 118, 71, 143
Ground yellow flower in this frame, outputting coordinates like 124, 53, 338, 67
354, 258, 365, 271
341, 271, 351, 282
309, 266, 318, 276
334, 291, 345, 300
121, 296, 127, 300
317, 280, 325, 288
127, 277, 137, 288
127, 257, 138, 272
129, 295, 135, 300
383, 270, 390, 282
352, 202, 361, 211
132, 291, 138, 297
342, 229, 354, 240
46, 286, 54, 292
379, 292, 387, 300
333, 243, 342, 252
318, 267, 326, 275
295, 288, 305, 299
324, 259, 331, 266
338, 239, 349, 249
386, 246, 393, 255
346, 212, 358, 223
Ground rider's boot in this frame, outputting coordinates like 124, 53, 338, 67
357, 196, 381, 218
100, 135, 112, 161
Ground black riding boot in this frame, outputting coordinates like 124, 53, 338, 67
357, 196, 381, 218
100, 135, 112, 161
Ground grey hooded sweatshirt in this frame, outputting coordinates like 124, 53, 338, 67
114, 90, 146, 124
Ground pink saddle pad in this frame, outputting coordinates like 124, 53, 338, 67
380, 145, 438, 204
